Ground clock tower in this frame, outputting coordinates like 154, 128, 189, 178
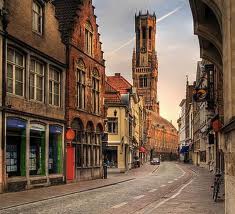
132, 11, 159, 114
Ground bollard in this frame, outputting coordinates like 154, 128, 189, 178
103, 164, 108, 179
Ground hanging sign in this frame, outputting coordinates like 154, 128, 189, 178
193, 88, 208, 102
212, 120, 222, 132
66, 128, 75, 141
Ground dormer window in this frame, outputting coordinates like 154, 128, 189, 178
32, 1, 43, 34
85, 22, 93, 56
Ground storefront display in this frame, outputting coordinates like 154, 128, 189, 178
6, 118, 26, 177
49, 125, 63, 174
30, 124, 45, 176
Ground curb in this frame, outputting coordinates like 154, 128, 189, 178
0, 178, 136, 211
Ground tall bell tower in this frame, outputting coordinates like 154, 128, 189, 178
132, 11, 159, 114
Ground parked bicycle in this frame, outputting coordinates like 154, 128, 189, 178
211, 170, 224, 202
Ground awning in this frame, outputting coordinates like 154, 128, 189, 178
139, 147, 146, 153
180, 146, 189, 154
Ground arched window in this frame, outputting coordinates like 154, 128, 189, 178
71, 118, 84, 167
92, 69, 100, 114
85, 121, 94, 167
85, 21, 93, 56
76, 59, 86, 109
94, 124, 103, 166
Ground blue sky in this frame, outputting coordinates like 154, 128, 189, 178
93, 0, 200, 126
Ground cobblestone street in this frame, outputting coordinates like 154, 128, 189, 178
0, 162, 224, 214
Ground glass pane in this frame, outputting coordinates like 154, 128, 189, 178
49, 81, 52, 93
15, 67, 23, 82
54, 94, 59, 106
7, 79, 13, 93
49, 69, 53, 79
54, 83, 59, 95
30, 86, 34, 99
7, 64, 13, 78
30, 60, 35, 72
7, 48, 14, 62
36, 89, 43, 101
15, 82, 23, 96
36, 76, 43, 89
38, 16, 41, 33
36, 62, 43, 75
15, 52, 24, 66
49, 92, 52, 105
54, 71, 60, 81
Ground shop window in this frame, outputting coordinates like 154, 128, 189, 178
76, 60, 86, 110
29, 124, 46, 176
84, 122, 94, 167
85, 21, 93, 56
7, 47, 25, 96
49, 126, 63, 174
92, 69, 100, 114
30, 59, 44, 102
6, 118, 26, 177
49, 67, 61, 107
32, 1, 43, 34
107, 117, 118, 134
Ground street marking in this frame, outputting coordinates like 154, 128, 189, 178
133, 195, 145, 199
168, 181, 173, 184
142, 179, 194, 214
174, 178, 178, 181
148, 189, 157, 193
160, 184, 166, 187
112, 202, 128, 209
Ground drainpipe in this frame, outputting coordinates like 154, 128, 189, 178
1, 5, 9, 191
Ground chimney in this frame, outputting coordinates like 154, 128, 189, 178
115, 73, 121, 77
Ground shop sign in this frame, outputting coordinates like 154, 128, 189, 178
7, 118, 26, 129
30, 124, 45, 132
50, 126, 63, 134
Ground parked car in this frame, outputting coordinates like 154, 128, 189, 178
133, 156, 140, 168
151, 157, 160, 165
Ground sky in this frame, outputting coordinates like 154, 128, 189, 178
93, 0, 200, 127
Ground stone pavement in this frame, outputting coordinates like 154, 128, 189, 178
0, 163, 158, 210
138, 164, 225, 214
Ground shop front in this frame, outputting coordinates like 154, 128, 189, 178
5, 117, 64, 192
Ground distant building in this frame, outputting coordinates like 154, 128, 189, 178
104, 73, 146, 172
132, 12, 178, 160
178, 99, 186, 161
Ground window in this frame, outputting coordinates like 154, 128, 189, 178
49, 126, 63, 174
107, 118, 118, 134
85, 22, 93, 56
92, 70, 100, 114
142, 26, 146, 39
139, 75, 148, 88
77, 60, 86, 109
49, 67, 61, 106
7, 48, 25, 96
30, 59, 44, 102
32, 1, 43, 34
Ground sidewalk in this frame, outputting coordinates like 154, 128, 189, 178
0, 163, 157, 210
149, 164, 225, 214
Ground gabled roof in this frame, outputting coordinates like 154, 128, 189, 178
104, 81, 121, 104
53, 0, 83, 43
107, 74, 132, 94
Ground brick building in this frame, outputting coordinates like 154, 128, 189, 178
132, 12, 178, 160
0, 0, 66, 192
54, 0, 105, 181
